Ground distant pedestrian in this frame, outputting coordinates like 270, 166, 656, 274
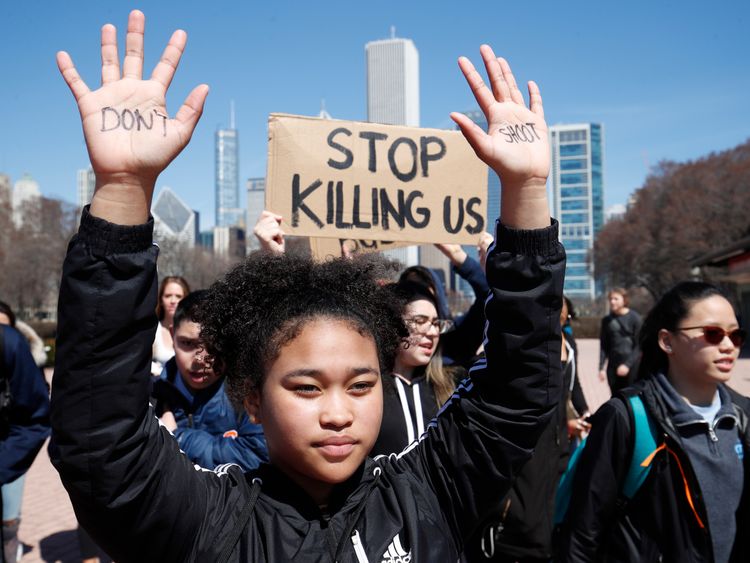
598, 288, 642, 393
151, 276, 190, 376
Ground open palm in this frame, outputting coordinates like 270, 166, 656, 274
451, 45, 549, 187
57, 10, 208, 188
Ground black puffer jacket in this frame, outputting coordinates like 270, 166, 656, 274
50, 208, 565, 562
557, 375, 750, 562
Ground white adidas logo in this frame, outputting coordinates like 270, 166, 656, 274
380, 534, 411, 563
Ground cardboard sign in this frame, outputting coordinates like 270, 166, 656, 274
309, 237, 413, 261
266, 114, 488, 244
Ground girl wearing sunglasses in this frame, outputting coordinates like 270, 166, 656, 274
558, 281, 750, 562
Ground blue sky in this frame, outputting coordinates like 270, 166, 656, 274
2, 0, 748, 228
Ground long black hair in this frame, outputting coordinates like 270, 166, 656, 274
637, 281, 729, 379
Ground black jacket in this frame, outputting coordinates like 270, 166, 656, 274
557, 375, 750, 562
50, 208, 565, 563
599, 310, 642, 377
464, 334, 584, 561
371, 373, 441, 458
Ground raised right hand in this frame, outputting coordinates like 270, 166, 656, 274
57, 10, 208, 224
451, 45, 550, 230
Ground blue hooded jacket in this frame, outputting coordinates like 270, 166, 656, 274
152, 357, 268, 472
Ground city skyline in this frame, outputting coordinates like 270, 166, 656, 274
2, 1, 748, 229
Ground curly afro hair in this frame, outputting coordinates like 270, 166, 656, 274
195, 252, 408, 409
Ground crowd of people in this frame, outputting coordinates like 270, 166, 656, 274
0, 8, 747, 563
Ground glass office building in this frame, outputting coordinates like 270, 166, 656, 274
215, 127, 244, 228
549, 123, 605, 300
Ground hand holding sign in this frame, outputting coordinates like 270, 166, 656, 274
451, 45, 550, 230
254, 211, 286, 255
57, 10, 208, 224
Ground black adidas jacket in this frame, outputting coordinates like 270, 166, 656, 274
557, 375, 750, 562
50, 208, 565, 563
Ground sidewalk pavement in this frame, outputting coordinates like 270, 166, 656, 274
575, 339, 750, 413
14, 343, 750, 562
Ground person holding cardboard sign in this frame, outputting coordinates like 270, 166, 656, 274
50, 11, 563, 562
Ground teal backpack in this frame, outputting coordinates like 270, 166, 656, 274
554, 394, 660, 525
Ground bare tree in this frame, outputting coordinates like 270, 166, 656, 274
594, 139, 750, 299
0, 197, 77, 319
155, 236, 240, 291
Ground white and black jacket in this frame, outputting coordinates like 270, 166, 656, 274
50, 208, 565, 563
371, 373, 440, 458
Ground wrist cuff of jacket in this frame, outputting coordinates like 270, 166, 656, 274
494, 218, 560, 256
77, 205, 154, 254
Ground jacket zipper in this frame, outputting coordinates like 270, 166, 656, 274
350, 529, 370, 563
707, 426, 718, 442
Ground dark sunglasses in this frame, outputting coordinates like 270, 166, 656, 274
677, 325, 747, 347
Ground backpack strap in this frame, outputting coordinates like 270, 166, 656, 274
217, 477, 262, 563
554, 392, 660, 525
553, 435, 587, 525
621, 394, 659, 499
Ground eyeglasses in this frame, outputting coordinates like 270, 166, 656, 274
676, 325, 747, 347
404, 315, 454, 334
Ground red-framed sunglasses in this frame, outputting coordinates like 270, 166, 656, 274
677, 325, 747, 347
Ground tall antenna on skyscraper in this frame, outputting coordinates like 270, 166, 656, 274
390, 25, 396, 39
230, 100, 236, 130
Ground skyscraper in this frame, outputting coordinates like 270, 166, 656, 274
215, 102, 243, 228
549, 123, 605, 301
365, 29, 420, 267
366, 30, 420, 128
152, 186, 197, 247
77, 167, 95, 209
12, 172, 41, 227
214, 225, 246, 258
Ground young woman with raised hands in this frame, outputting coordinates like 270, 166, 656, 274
50, 11, 564, 562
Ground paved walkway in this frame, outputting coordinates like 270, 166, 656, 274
13, 344, 750, 562
575, 339, 750, 413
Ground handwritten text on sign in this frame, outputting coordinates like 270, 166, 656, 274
265, 114, 488, 244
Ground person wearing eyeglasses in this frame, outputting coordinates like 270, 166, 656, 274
370, 280, 461, 457
399, 241, 491, 371
558, 281, 750, 563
